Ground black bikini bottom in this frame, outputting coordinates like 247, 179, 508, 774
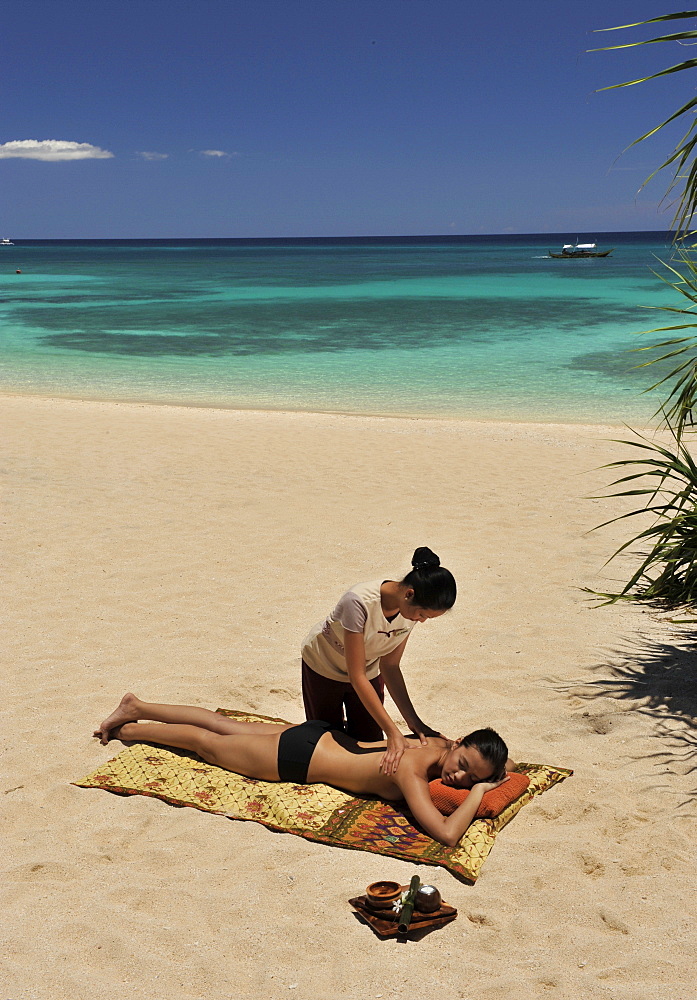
277, 720, 334, 783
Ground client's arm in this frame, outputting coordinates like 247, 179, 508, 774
395, 764, 509, 848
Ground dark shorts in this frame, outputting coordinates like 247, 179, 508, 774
301, 660, 385, 741
277, 720, 334, 783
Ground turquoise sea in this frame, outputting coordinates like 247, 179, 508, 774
0, 232, 684, 423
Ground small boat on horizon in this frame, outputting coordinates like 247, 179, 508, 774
1, 237, 14, 245
548, 241, 613, 259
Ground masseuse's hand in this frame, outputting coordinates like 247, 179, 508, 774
411, 721, 444, 745
379, 732, 411, 775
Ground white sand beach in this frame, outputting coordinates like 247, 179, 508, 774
2, 394, 695, 1000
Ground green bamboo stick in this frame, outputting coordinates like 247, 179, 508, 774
397, 875, 422, 933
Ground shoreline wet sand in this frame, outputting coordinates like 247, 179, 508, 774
2, 394, 694, 1000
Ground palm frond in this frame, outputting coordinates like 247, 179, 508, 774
587, 12, 697, 610
587, 428, 697, 608
595, 12, 697, 32
591, 14, 697, 238
596, 58, 697, 89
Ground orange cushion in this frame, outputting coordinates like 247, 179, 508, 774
429, 772, 530, 818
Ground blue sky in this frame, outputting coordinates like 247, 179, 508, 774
1, 0, 693, 237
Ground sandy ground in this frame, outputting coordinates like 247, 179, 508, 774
2, 394, 695, 1000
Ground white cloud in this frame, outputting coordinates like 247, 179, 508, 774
136, 151, 168, 161
0, 139, 114, 161
199, 148, 236, 158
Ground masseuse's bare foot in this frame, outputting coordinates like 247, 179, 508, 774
94, 692, 140, 744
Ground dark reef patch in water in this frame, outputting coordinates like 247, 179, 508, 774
566, 349, 676, 384
25, 296, 644, 358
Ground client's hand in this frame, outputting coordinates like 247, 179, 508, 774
473, 774, 510, 795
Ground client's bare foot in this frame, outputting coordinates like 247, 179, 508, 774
94, 692, 141, 744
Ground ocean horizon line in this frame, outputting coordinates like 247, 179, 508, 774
4, 230, 677, 245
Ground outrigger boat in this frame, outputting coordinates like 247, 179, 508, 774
548, 242, 613, 258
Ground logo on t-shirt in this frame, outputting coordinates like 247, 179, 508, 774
377, 627, 410, 639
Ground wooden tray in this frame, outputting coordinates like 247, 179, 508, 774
349, 894, 457, 937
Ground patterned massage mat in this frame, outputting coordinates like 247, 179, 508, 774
75, 710, 573, 883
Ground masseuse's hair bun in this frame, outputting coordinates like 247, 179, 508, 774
411, 546, 440, 571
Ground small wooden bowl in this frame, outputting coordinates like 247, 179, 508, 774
365, 880, 402, 909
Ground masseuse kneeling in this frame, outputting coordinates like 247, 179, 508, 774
301, 546, 456, 775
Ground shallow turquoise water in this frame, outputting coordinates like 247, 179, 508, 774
0, 233, 683, 422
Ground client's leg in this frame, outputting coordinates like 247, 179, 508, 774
95, 692, 289, 744
112, 720, 284, 781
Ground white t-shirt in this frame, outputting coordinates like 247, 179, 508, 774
301, 579, 414, 682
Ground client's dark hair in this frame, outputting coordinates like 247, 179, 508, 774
460, 727, 508, 780
400, 546, 456, 611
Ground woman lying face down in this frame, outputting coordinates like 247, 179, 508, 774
95, 694, 514, 848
